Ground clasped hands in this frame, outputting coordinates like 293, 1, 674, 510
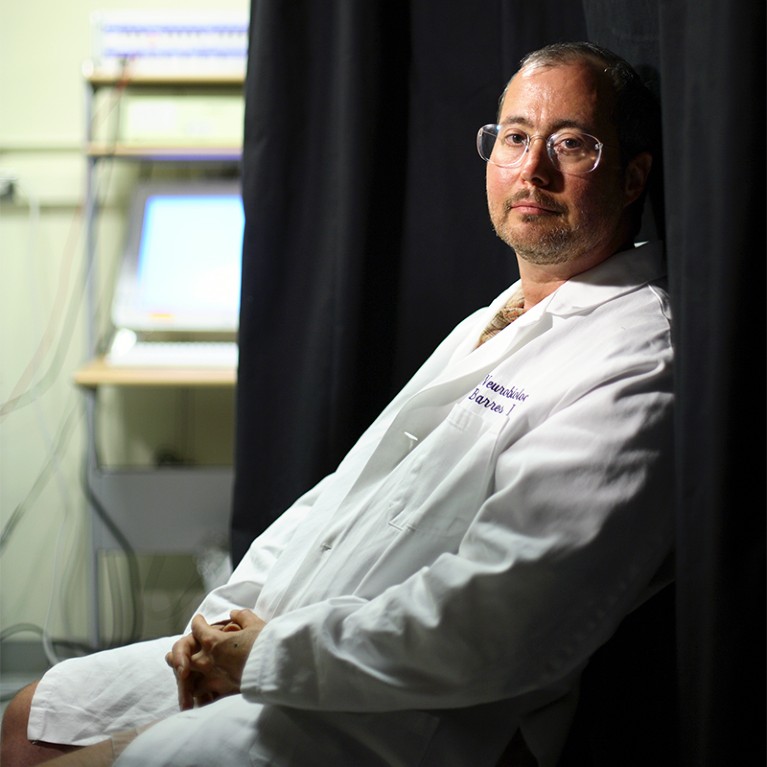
165, 608, 265, 710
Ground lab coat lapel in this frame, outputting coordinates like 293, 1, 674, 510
415, 297, 554, 397
345, 243, 664, 500
386, 241, 664, 430
344, 304, 553, 497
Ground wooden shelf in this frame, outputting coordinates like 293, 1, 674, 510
85, 144, 242, 161
74, 357, 236, 388
85, 69, 245, 88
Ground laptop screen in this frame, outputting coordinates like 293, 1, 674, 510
112, 180, 244, 333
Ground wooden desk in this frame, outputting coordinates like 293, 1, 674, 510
74, 357, 237, 388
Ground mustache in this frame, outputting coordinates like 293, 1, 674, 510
505, 191, 567, 215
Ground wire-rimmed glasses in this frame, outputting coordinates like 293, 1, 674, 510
477, 124, 604, 175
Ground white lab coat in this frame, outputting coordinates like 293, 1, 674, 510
30, 242, 674, 766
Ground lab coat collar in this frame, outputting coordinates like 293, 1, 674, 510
465, 242, 665, 340
418, 241, 666, 392
345, 242, 666, 489
542, 241, 666, 317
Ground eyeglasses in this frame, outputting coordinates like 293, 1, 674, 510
476, 124, 604, 175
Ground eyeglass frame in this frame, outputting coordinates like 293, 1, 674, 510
476, 124, 605, 175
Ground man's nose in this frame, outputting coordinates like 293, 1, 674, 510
520, 137, 553, 185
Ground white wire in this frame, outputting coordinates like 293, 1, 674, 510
18, 180, 79, 666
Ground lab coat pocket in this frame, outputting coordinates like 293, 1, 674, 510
386, 403, 507, 538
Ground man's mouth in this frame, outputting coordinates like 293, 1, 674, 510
507, 193, 564, 216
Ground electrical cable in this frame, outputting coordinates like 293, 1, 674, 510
1, 184, 89, 665
0, 623, 94, 699
0, 404, 83, 554
81, 460, 144, 647
0, 61, 128, 420
0, 161, 108, 548
20, 186, 82, 668
0, 198, 85, 420
0, 399, 89, 667
0, 624, 45, 701
36, 397, 82, 667
0, 72, 144, 652
85, 388, 147, 647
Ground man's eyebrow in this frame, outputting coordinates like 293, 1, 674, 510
500, 115, 533, 127
499, 115, 592, 133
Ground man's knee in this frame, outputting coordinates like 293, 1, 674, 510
1, 681, 37, 743
1, 681, 77, 767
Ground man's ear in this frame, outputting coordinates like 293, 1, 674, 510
623, 152, 653, 206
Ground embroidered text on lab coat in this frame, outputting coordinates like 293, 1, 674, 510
467, 374, 529, 416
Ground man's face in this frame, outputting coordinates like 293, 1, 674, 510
486, 61, 641, 269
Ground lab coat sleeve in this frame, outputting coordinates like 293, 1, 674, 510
239, 348, 674, 712
188, 474, 337, 627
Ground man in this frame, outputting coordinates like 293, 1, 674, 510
1, 41, 672, 766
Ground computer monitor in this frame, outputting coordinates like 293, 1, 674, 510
111, 179, 244, 334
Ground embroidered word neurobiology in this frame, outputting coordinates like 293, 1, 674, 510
467, 374, 529, 416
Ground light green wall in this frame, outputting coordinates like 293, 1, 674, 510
0, 0, 248, 660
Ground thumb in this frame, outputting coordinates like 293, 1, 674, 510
230, 608, 262, 628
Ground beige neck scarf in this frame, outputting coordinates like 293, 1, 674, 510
476, 289, 526, 346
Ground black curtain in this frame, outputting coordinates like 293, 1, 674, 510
233, 0, 586, 557
657, 1, 765, 764
233, 1, 765, 764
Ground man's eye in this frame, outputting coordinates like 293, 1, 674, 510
502, 131, 527, 147
554, 134, 586, 153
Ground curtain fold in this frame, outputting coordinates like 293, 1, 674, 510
580, 3, 765, 761
233, 1, 411, 559
658, 1, 765, 763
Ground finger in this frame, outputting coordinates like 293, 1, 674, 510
191, 614, 218, 648
190, 648, 213, 673
230, 608, 260, 628
178, 673, 196, 711
169, 633, 197, 677
168, 643, 185, 675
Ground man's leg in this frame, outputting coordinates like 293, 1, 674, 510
34, 740, 113, 767
2, 635, 178, 767
0, 682, 79, 767
36, 727, 147, 767
114, 695, 261, 766
13, 699, 259, 767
